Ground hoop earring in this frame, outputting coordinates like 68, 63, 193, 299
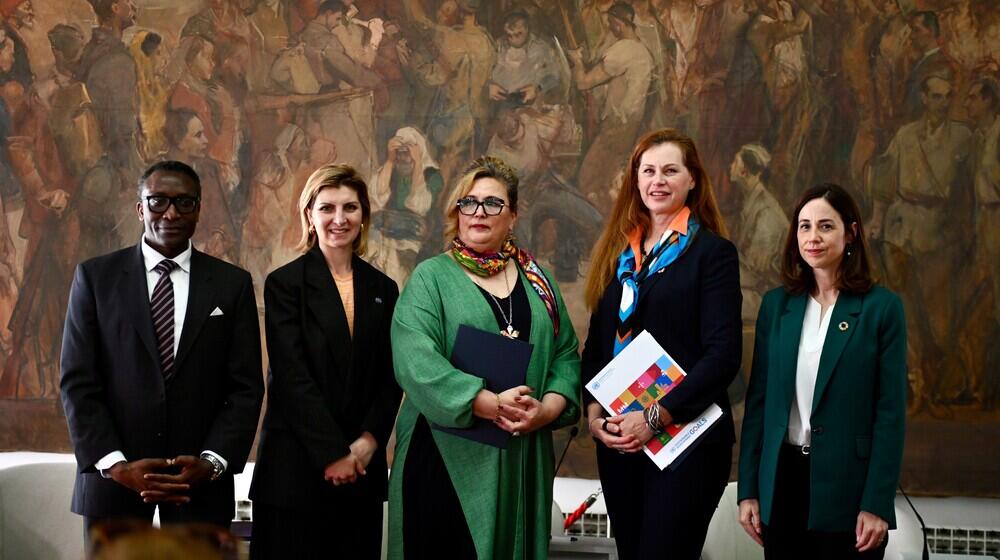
308, 224, 315, 234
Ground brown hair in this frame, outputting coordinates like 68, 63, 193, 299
584, 128, 727, 309
780, 183, 874, 295
441, 155, 519, 246
295, 164, 371, 256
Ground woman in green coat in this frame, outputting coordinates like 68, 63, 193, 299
738, 184, 907, 559
388, 156, 581, 559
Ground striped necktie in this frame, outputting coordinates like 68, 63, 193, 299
150, 259, 179, 379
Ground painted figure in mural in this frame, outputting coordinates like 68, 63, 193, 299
744, 0, 815, 208
958, 76, 1000, 410
738, 184, 906, 560
368, 127, 443, 286
0, 29, 79, 401
902, 11, 961, 127
871, 0, 911, 147
243, 123, 313, 300
163, 109, 239, 265
398, 0, 495, 183
76, 0, 141, 174
0, 32, 17, 368
42, 24, 103, 182
298, 0, 382, 178
582, 129, 740, 559
730, 143, 788, 324
59, 160, 263, 540
249, 165, 401, 559
0, 0, 34, 88
249, 0, 292, 92
130, 31, 173, 162
488, 10, 561, 114
872, 73, 972, 416
570, 2, 654, 214
388, 155, 580, 559
181, 0, 257, 101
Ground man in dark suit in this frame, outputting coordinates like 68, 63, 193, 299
60, 160, 264, 538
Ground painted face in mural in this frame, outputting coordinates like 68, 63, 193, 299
457, 177, 516, 253
12, 0, 34, 30
137, 170, 201, 258
963, 82, 993, 123
921, 76, 952, 122
796, 197, 854, 276
436, 0, 459, 26
636, 142, 695, 221
307, 186, 363, 255
190, 40, 216, 82
505, 18, 529, 48
178, 115, 209, 159
113, 0, 137, 29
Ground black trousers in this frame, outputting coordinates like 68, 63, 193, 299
763, 444, 888, 560
596, 439, 731, 560
402, 415, 477, 560
249, 501, 383, 560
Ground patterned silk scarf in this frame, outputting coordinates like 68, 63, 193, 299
451, 236, 561, 337
614, 210, 699, 356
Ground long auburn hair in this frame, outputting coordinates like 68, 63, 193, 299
584, 129, 727, 310
780, 183, 875, 295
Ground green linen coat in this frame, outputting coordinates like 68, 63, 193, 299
388, 254, 581, 559
737, 286, 907, 531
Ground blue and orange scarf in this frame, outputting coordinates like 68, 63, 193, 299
614, 208, 699, 356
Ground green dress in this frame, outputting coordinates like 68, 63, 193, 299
388, 254, 581, 559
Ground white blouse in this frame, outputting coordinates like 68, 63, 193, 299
787, 296, 836, 446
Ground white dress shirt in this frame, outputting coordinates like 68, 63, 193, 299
96, 239, 226, 474
786, 296, 836, 446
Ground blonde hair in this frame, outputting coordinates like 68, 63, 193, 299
295, 164, 371, 255
441, 155, 519, 247
584, 128, 728, 310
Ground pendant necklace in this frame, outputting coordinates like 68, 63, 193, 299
483, 265, 519, 338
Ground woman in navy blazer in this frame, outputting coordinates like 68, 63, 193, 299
738, 184, 907, 559
249, 165, 401, 559
581, 129, 743, 559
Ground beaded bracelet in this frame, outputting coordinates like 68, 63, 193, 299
495, 393, 502, 422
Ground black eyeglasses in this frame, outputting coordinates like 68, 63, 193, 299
456, 196, 505, 216
144, 195, 200, 214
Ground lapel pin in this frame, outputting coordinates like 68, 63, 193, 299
375, 297, 382, 304
838, 321, 849, 331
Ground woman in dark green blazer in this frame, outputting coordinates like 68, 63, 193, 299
737, 184, 907, 559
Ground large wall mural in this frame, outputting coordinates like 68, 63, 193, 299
0, 0, 997, 497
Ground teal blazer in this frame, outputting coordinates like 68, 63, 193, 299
737, 285, 907, 531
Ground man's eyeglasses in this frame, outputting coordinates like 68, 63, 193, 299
144, 195, 200, 214
456, 196, 505, 216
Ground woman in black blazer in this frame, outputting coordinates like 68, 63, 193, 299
581, 129, 742, 560
249, 164, 401, 559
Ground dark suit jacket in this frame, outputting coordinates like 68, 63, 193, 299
737, 286, 907, 531
249, 246, 401, 510
582, 228, 743, 450
60, 244, 264, 520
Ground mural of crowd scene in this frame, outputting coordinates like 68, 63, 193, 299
0, 0, 996, 496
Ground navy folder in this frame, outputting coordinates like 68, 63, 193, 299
433, 324, 534, 448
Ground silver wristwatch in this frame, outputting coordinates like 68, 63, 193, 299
200, 453, 225, 481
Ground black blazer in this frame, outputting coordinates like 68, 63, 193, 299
249, 246, 401, 510
60, 244, 264, 519
582, 229, 743, 448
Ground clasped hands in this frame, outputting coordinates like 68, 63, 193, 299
474, 386, 561, 436
324, 432, 378, 487
588, 406, 671, 453
109, 456, 216, 505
